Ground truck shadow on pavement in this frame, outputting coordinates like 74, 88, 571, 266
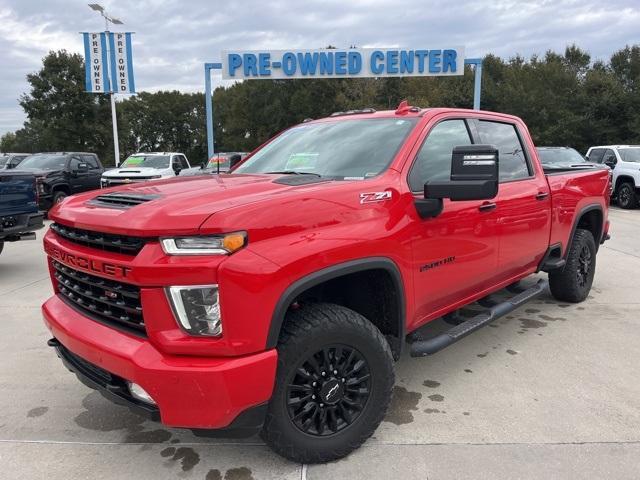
384, 277, 589, 427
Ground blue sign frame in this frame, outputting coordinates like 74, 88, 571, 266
204, 58, 483, 160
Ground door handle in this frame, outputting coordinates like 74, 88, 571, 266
535, 192, 549, 201
478, 202, 497, 212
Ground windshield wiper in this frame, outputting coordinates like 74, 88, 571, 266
265, 171, 322, 177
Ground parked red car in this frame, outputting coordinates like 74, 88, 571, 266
42, 105, 610, 462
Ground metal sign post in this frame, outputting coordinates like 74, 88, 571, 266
204, 50, 483, 159
86, 4, 135, 167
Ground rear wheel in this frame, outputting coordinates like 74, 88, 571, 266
549, 229, 596, 303
261, 303, 394, 463
617, 182, 638, 209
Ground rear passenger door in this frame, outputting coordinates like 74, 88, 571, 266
407, 118, 501, 326
476, 120, 551, 278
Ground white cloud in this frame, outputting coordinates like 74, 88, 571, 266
0, 0, 639, 135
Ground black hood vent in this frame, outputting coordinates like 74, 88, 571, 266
88, 192, 161, 209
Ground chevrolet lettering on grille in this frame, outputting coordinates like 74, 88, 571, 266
45, 243, 132, 279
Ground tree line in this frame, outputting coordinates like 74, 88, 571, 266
1, 45, 638, 166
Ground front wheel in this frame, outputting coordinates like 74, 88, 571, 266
261, 303, 394, 463
549, 229, 596, 303
617, 182, 638, 209
52, 191, 67, 206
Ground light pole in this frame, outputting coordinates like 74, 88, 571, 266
88, 3, 123, 166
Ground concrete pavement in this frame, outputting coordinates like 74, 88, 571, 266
0, 208, 639, 479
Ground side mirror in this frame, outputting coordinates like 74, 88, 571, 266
76, 162, 89, 173
173, 163, 182, 175
228, 154, 242, 170
200, 161, 207, 169
604, 158, 616, 168
416, 145, 499, 218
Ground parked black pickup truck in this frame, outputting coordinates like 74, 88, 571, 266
13, 152, 104, 210
0, 170, 44, 255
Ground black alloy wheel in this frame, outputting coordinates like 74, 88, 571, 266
286, 344, 371, 437
617, 183, 637, 209
576, 244, 592, 288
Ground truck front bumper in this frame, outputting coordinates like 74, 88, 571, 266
42, 295, 277, 431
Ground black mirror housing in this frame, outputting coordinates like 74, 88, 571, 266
425, 145, 499, 202
76, 162, 89, 172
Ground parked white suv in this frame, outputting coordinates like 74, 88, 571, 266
586, 145, 640, 209
101, 152, 191, 188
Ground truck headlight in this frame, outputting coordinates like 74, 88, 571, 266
161, 233, 246, 255
167, 285, 222, 336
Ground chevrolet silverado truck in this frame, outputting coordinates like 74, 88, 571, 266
42, 105, 611, 463
1, 170, 44, 255
14, 152, 104, 210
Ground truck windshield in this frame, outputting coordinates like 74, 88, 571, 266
233, 118, 418, 179
16, 154, 66, 171
121, 155, 170, 169
619, 148, 640, 162
537, 148, 585, 165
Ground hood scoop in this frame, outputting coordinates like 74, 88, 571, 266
88, 192, 162, 209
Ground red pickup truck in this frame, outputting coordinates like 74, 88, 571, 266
42, 105, 610, 463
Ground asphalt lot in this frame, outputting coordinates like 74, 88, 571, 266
1, 207, 639, 479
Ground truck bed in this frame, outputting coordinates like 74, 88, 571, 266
545, 164, 611, 250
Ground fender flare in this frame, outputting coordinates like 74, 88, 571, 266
564, 204, 604, 258
266, 257, 406, 351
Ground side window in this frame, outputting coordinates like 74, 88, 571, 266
81, 155, 99, 169
408, 120, 472, 192
602, 149, 616, 164
69, 157, 82, 170
179, 155, 189, 169
478, 121, 530, 181
587, 148, 605, 163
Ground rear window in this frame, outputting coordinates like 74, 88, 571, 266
477, 121, 531, 181
537, 148, 586, 165
587, 148, 605, 163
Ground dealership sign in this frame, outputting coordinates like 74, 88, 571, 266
221, 47, 464, 80
82, 32, 135, 93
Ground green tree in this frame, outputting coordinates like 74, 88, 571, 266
18, 50, 113, 160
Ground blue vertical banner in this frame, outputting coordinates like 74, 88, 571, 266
82, 32, 110, 93
108, 32, 136, 93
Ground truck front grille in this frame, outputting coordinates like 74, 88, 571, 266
51, 223, 148, 255
52, 260, 145, 336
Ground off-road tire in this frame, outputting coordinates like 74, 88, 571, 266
261, 302, 395, 463
617, 182, 638, 209
549, 229, 596, 303
52, 190, 67, 206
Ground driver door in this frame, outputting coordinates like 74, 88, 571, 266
68, 156, 91, 193
406, 118, 501, 330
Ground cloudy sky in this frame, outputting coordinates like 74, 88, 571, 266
1, 0, 639, 135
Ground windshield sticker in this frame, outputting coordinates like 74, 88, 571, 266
285, 152, 319, 171
360, 191, 392, 204
122, 156, 144, 167
344, 176, 365, 181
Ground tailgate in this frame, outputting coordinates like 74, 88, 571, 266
0, 171, 38, 217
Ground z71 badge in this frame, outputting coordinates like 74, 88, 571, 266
360, 191, 392, 204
